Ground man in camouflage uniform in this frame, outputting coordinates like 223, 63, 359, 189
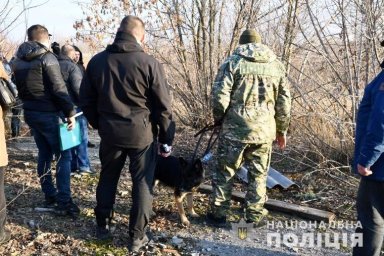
208, 29, 291, 225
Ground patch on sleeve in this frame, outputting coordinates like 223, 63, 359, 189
380, 82, 384, 90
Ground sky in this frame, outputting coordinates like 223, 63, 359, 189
6, 0, 87, 43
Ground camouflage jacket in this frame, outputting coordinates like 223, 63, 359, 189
212, 43, 291, 143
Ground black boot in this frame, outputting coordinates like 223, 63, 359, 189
95, 210, 114, 241
206, 212, 227, 228
54, 200, 80, 218
128, 234, 149, 253
96, 226, 112, 241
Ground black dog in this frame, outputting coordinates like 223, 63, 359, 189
154, 156, 204, 226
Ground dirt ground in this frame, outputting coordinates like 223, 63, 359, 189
1, 123, 360, 255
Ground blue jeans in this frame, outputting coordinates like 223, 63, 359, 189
24, 110, 72, 204
71, 114, 91, 172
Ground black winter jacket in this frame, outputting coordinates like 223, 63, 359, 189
58, 55, 83, 106
12, 41, 75, 117
80, 32, 174, 148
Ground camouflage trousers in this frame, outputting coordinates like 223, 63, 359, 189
210, 137, 272, 222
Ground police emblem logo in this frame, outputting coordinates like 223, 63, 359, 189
238, 226, 248, 240
231, 218, 254, 240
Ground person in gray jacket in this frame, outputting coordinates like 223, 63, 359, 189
58, 45, 93, 175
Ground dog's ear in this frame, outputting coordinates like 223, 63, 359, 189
179, 157, 189, 167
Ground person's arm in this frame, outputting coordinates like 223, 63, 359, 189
357, 90, 384, 172
79, 64, 99, 129
211, 59, 234, 124
275, 70, 291, 135
275, 70, 291, 149
150, 60, 174, 147
42, 54, 76, 118
68, 64, 82, 103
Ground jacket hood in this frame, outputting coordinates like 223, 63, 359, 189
16, 41, 48, 61
106, 32, 144, 53
57, 54, 74, 62
233, 43, 277, 63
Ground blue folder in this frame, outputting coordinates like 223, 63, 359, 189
59, 120, 81, 151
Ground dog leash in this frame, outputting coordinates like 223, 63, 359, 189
192, 108, 229, 163
191, 124, 221, 163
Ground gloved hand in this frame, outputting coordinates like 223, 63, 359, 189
158, 143, 172, 157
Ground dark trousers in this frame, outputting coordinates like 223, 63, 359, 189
0, 167, 6, 234
353, 178, 384, 256
95, 141, 156, 239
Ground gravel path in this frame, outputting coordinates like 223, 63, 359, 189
5, 129, 354, 255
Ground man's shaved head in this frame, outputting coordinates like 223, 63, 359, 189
118, 15, 145, 43
61, 44, 75, 56
61, 44, 76, 60
27, 24, 50, 42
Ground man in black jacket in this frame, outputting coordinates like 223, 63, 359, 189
12, 25, 79, 217
80, 16, 174, 252
58, 45, 93, 175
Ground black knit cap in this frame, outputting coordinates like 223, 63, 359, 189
239, 29, 261, 44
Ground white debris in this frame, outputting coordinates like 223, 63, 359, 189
171, 236, 184, 245
119, 191, 129, 196
27, 220, 35, 229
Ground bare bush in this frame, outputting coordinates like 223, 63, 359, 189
74, 0, 384, 167
286, 0, 384, 165
74, 0, 293, 127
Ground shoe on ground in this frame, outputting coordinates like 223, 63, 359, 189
246, 210, 268, 228
206, 212, 227, 228
87, 142, 96, 148
55, 200, 80, 218
128, 234, 149, 253
79, 169, 96, 176
246, 217, 267, 228
43, 195, 57, 208
0, 230, 11, 244
96, 226, 112, 241
70, 170, 79, 176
